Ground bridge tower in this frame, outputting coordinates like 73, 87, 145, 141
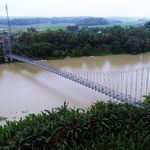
0, 33, 13, 62
0, 5, 13, 62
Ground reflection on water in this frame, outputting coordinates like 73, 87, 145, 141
0, 53, 150, 122
48, 53, 150, 71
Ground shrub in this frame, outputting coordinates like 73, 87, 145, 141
0, 101, 150, 150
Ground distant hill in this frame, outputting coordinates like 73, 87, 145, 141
1, 16, 148, 27
76, 17, 109, 26
0, 17, 122, 26
0, 17, 87, 26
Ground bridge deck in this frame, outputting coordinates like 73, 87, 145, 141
8, 54, 142, 108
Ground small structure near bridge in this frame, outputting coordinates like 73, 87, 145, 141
0, 32, 13, 62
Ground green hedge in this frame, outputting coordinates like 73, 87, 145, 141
0, 101, 150, 150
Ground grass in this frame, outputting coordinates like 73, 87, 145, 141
35, 25, 67, 32
0, 101, 150, 150
1, 24, 67, 34
0, 20, 143, 34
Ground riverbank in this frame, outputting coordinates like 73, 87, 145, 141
0, 101, 150, 149
0, 51, 141, 64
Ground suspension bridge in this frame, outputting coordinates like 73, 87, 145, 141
0, 35, 150, 108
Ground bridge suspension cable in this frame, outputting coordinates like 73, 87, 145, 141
63, 67, 150, 103
6, 54, 146, 108
0, 5, 149, 109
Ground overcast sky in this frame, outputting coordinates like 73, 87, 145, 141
0, 0, 150, 17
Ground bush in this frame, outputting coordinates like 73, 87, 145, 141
0, 101, 150, 150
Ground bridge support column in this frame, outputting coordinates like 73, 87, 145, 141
0, 35, 13, 63
4, 56, 13, 62
4, 56, 8, 62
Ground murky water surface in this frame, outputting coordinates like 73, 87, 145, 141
0, 53, 150, 123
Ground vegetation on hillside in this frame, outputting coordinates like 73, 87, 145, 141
0, 101, 150, 150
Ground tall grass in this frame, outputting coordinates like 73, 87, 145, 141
0, 101, 150, 150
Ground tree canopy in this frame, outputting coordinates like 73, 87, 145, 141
1, 22, 150, 61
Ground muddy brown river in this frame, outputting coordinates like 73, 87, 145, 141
0, 53, 150, 123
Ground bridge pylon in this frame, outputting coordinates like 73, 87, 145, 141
0, 34, 13, 62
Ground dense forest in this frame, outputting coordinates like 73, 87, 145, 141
8, 22, 150, 59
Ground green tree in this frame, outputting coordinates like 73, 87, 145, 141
83, 44, 92, 56
124, 36, 142, 54
67, 26, 79, 32
111, 41, 121, 54
144, 21, 150, 29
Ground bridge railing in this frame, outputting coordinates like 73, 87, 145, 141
7, 54, 149, 108
63, 67, 150, 102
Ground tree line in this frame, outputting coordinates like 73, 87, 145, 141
1, 22, 150, 61
0, 17, 121, 26
10, 22, 150, 59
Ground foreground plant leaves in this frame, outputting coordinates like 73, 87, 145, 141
0, 101, 150, 150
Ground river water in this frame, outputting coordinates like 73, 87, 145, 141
0, 53, 150, 123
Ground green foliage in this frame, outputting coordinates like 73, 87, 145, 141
67, 26, 79, 32
0, 50, 4, 62
144, 21, 150, 29
0, 101, 150, 150
10, 23, 150, 60
0, 116, 6, 121
142, 95, 150, 105
77, 17, 109, 26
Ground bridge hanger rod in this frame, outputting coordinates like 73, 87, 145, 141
5, 4, 13, 59
5, 4, 12, 36
65, 66, 149, 75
